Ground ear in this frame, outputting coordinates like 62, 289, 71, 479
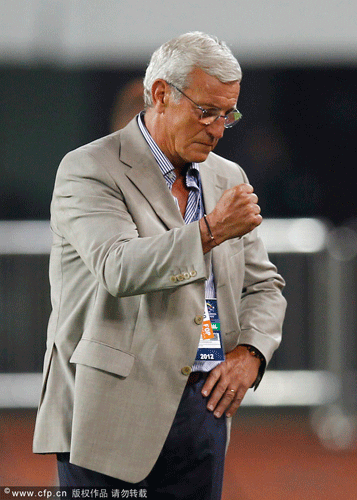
151, 79, 170, 112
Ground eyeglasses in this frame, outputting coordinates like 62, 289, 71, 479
167, 82, 242, 129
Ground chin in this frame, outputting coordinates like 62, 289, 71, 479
187, 146, 213, 163
183, 153, 209, 165
195, 153, 211, 163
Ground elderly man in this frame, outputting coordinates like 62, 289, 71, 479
33, 32, 286, 499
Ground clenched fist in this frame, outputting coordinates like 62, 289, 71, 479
200, 183, 262, 252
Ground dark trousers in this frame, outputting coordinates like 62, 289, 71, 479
57, 374, 227, 500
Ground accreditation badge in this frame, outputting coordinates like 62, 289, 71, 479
195, 299, 225, 362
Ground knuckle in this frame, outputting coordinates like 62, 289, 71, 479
237, 183, 250, 195
216, 382, 227, 394
210, 369, 220, 380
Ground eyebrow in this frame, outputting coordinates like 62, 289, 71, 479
200, 102, 238, 114
196, 97, 237, 112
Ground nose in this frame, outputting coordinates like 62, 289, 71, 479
205, 116, 225, 139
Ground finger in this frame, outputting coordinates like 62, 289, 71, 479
201, 369, 221, 398
214, 385, 249, 418
210, 388, 238, 418
226, 397, 243, 418
240, 183, 254, 194
206, 383, 237, 416
254, 213, 263, 226
250, 193, 259, 204
205, 380, 230, 413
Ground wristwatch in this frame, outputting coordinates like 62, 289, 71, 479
240, 344, 266, 390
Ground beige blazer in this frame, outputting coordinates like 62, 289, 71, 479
33, 117, 286, 482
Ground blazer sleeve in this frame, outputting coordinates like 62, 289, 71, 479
51, 149, 210, 297
237, 169, 286, 364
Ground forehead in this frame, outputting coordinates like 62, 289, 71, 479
186, 67, 240, 107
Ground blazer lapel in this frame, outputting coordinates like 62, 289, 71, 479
200, 158, 229, 215
119, 119, 184, 230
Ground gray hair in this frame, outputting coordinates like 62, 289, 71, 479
143, 31, 242, 107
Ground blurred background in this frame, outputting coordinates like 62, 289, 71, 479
1, 0, 357, 498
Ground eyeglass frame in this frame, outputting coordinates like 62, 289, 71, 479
166, 81, 242, 129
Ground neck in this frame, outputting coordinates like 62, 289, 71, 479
143, 109, 187, 173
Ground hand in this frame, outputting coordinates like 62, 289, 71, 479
201, 345, 261, 418
200, 183, 262, 252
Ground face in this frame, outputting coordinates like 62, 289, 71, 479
149, 67, 240, 169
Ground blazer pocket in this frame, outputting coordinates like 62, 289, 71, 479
70, 338, 135, 377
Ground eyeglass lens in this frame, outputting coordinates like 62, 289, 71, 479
200, 110, 242, 128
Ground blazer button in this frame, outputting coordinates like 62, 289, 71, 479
177, 274, 184, 281
194, 315, 204, 325
190, 270, 197, 277
181, 366, 192, 376
170, 276, 177, 283
183, 272, 190, 280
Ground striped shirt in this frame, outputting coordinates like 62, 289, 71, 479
138, 113, 222, 372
